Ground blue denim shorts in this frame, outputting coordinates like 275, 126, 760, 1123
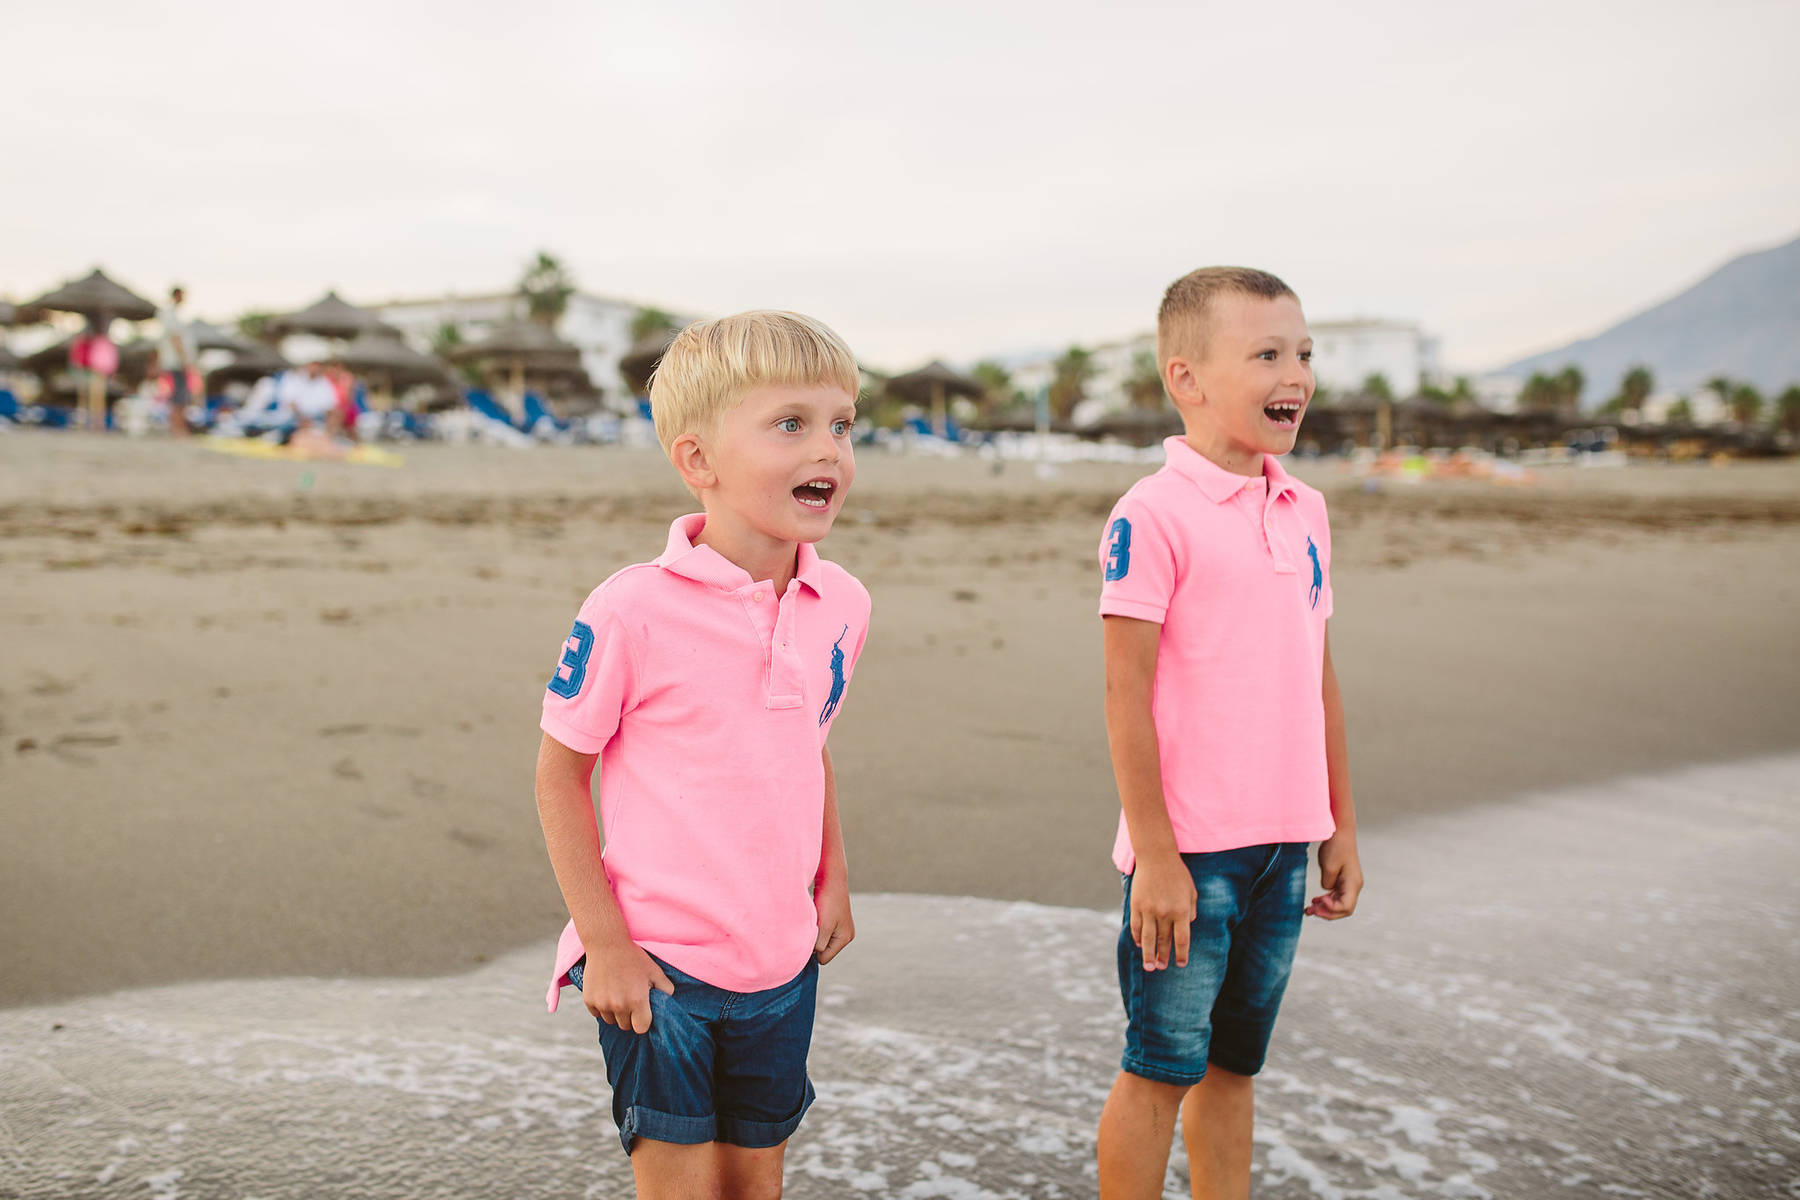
1118, 842, 1308, 1085
568, 954, 818, 1155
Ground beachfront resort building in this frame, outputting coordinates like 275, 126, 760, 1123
369, 291, 698, 406
1308, 318, 1442, 399
1004, 317, 1444, 423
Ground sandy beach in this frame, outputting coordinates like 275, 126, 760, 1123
2, 435, 1797, 1006
2, 433, 1798, 1195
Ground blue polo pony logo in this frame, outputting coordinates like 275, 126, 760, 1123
819, 625, 850, 726
1305, 536, 1322, 610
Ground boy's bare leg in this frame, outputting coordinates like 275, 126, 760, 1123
1098, 1070, 1189, 1198
630, 1139, 719, 1200
717, 1141, 786, 1200
1179, 1066, 1254, 1200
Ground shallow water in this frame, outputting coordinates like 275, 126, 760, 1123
3, 755, 1796, 1198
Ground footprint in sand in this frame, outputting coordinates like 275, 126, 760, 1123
447, 828, 493, 852
331, 758, 363, 780
47, 733, 121, 765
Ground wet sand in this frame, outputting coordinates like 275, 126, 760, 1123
3, 755, 1795, 1198
0, 435, 1798, 1009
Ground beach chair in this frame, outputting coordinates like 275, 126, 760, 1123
520, 391, 570, 438
0, 389, 17, 423
465, 389, 519, 428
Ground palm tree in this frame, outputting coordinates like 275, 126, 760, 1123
970, 360, 1020, 417
1666, 398, 1694, 425
1521, 372, 1563, 413
1619, 365, 1653, 414
1125, 350, 1165, 410
1777, 385, 1800, 434
631, 306, 679, 344
1048, 346, 1095, 421
518, 251, 575, 327
1554, 365, 1584, 413
1729, 384, 1764, 425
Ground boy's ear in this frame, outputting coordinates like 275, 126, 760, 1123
1165, 354, 1203, 409
670, 431, 717, 494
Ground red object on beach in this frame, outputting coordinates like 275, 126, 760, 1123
70, 334, 118, 377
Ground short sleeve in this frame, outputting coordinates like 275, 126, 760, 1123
540, 592, 641, 755
1097, 495, 1176, 623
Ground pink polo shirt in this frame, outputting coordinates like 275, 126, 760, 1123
1098, 437, 1337, 871
541, 514, 871, 1007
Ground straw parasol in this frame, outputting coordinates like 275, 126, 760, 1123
334, 331, 447, 405
884, 360, 984, 436
267, 291, 396, 340
618, 330, 678, 397
205, 344, 290, 391
0, 301, 19, 327
452, 317, 584, 404
19, 269, 158, 427
187, 320, 258, 354
20, 268, 157, 322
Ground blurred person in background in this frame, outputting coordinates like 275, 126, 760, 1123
156, 285, 195, 436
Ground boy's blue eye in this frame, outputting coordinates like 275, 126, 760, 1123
777, 418, 801, 433
832, 419, 853, 436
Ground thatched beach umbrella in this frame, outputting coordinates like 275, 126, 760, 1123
21, 269, 157, 322
187, 320, 257, 354
205, 344, 290, 391
453, 317, 583, 404
0, 301, 19, 327
335, 331, 447, 406
268, 291, 395, 340
619, 330, 678, 398
885, 360, 983, 436
20, 269, 157, 427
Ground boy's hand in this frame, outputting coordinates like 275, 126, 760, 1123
1306, 833, 1363, 920
813, 875, 855, 965
1130, 852, 1197, 971
583, 941, 675, 1033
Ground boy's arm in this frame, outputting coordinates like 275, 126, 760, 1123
813, 745, 854, 964
1104, 614, 1196, 972
1307, 629, 1364, 920
534, 732, 672, 1031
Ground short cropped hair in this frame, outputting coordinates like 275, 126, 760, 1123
650, 310, 859, 453
1157, 267, 1297, 367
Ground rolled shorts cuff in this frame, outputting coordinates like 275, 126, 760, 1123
713, 1078, 816, 1149
1120, 1055, 1209, 1088
619, 1105, 717, 1155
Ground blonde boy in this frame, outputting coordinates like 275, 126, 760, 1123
1094, 268, 1364, 1198
535, 311, 869, 1199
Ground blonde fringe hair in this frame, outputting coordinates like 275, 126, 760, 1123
650, 311, 860, 454
1156, 267, 1297, 368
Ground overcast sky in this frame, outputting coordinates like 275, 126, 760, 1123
4, 0, 1795, 372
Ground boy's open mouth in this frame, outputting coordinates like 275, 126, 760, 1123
793, 479, 836, 509
1263, 400, 1303, 428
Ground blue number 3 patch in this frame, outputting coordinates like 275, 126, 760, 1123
548, 620, 595, 699
1104, 517, 1132, 581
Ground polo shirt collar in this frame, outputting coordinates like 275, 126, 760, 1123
656, 513, 826, 594
1161, 436, 1298, 504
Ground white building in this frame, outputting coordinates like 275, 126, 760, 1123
370, 291, 696, 405
1308, 319, 1442, 399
